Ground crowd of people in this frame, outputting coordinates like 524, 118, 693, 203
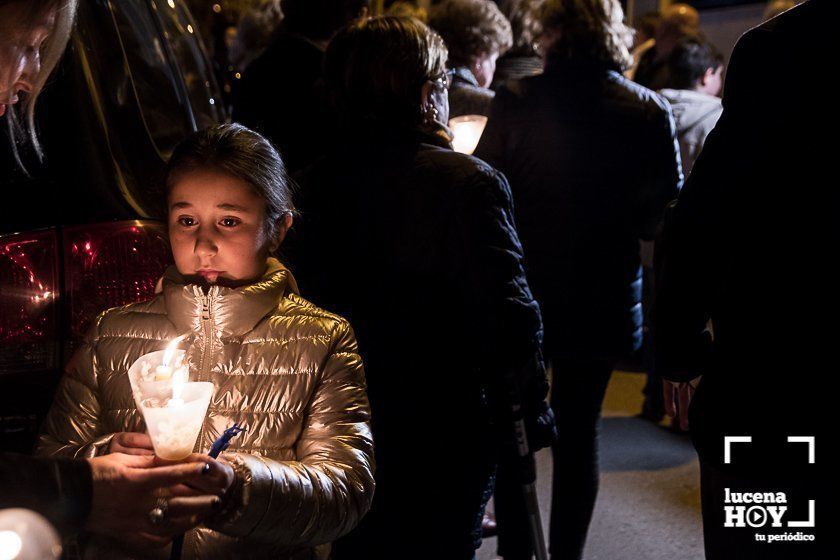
1, 0, 832, 560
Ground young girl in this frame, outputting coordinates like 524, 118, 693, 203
37, 124, 375, 559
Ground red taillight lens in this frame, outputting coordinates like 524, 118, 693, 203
64, 221, 172, 344
0, 230, 60, 374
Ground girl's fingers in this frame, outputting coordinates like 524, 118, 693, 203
121, 432, 154, 449
120, 447, 155, 456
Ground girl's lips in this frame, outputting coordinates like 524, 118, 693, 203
197, 270, 223, 282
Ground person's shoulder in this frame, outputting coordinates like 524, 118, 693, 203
495, 73, 545, 102
607, 71, 673, 121
266, 292, 354, 340
90, 296, 168, 341
419, 145, 504, 184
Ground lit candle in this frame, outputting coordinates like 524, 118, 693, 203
154, 335, 186, 381
127, 337, 213, 461
449, 115, 488, 155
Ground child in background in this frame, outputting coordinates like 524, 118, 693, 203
37, 124, 374, 559
659, 36, 725, 175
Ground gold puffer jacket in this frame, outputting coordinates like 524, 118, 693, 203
37, 259, 375, 559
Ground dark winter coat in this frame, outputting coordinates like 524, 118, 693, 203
289, 122, 547, 558
475, 61, 682, 361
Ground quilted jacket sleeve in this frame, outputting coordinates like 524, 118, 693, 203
207, 319, 374, 547
36, 314, 115, 458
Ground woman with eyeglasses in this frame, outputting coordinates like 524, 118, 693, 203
289, 15, 551, 560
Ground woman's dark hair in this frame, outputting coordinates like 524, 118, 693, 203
664, 36, 723, 91
165, 124, 297, 238
428, 0, 513, 68
281, 0, 370, 41
325, 16, 448, 126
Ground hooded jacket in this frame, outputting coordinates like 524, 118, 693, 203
659, 88, 723, 175
37, 259, 374, 559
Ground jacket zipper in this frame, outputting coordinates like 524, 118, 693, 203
184, 288, 216, 558
198, 289, 215, 380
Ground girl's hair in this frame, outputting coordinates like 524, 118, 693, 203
165, 124, 297, 239
325, 16, 448, 126
428, 0, 513, 68
540, 0, 632, 71
1, 0, 78, 162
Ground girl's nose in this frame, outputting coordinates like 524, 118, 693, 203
194, 235, 218, 258
17, 49, 41, 90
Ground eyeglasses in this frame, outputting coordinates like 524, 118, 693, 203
429, 70, 454, 90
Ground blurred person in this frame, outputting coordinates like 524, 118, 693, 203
492, 0, 545, 90
37, 124, 375, 558
655, 1, 835, 558
625, 10, 660, 80
475, 0, 682, 557
233, 0, 370, 173
228, 0, 284, 72
1, 1, 221, 547
764, 0, 798, 20
0, 0, 76, 166
291, 16, 552, 560
639, 36, 723, 423
429, 0, 513, 117
633, 2, 700, 90
660, 36, 723, 175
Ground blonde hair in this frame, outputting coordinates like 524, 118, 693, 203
540, 0, 632, 71
2, 0, 78, 163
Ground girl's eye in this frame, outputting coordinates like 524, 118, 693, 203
220, 217, 241, 228
177, 216, 196, 227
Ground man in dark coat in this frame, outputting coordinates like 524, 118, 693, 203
474, 1, 682, 556
232, 0, 369, 173
654, 1, 836, 558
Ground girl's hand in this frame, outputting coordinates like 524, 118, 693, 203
109, 432, 155, 455
162, 454, 236, 499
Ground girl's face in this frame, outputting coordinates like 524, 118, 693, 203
0, 4, 55, 117
168, 170, 288, 286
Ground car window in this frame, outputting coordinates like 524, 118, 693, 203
110, 0, 194, 158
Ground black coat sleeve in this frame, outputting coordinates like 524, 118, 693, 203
446, 165, 549, 419
0, 453, 92, 537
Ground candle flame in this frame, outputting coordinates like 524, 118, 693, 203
162, 334, 187, 368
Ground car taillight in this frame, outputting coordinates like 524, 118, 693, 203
63, 221, 172, 346
0, 230, 60, 374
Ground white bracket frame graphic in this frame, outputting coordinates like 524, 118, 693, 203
724, 436, 752, 464
786, 436, 816, 464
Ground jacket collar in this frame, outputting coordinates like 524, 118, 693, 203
162, 258, 298, 339
451, 66, 480, 88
